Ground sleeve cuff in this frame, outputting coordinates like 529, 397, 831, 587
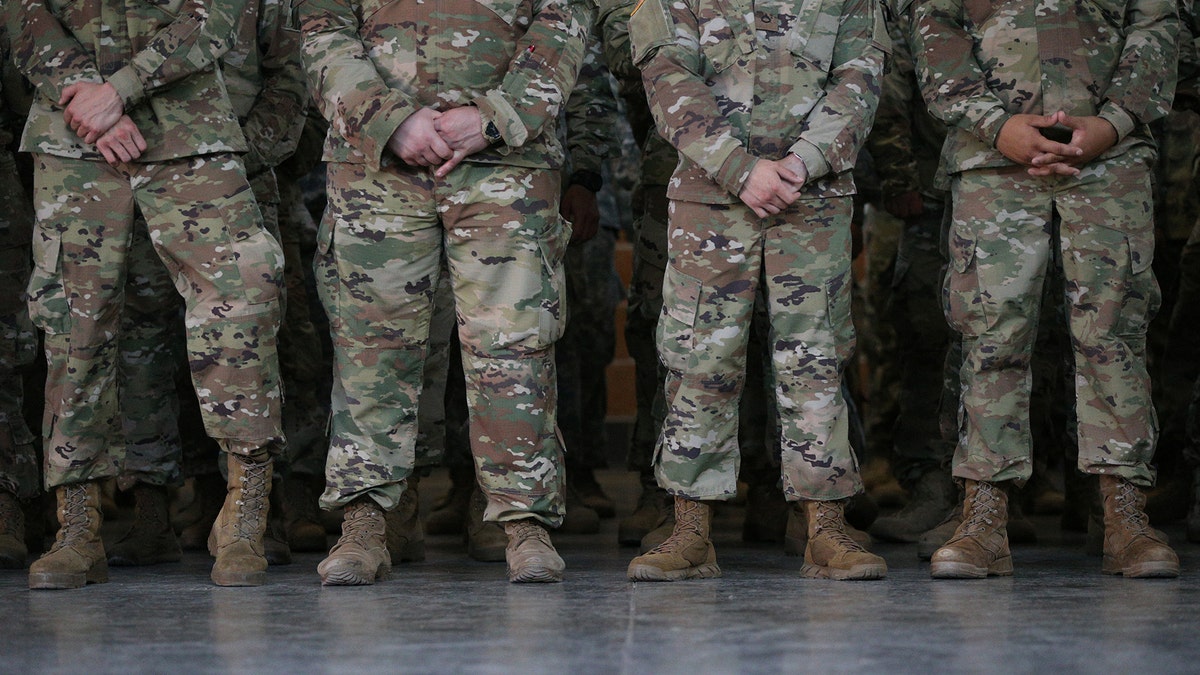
713, 146, 759, 197
1098, 102, 1137, 144
787, 139, 831, 181
974, 107, 1012, 148
475, 91, 529, 148
360, 94, 418, 170
107, 66, 146, 110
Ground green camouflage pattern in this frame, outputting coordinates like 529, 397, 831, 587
7, 0, 249, 161
30, 154, 285, 488
628, 0, 889, 203
655, 198, 862, 501
298, 0, 593, 170
913, 0, 1180, 176
944, 162, 1160, 487
314, 161, 568, 525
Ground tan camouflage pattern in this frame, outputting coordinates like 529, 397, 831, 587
913, 0, 1180, 176
298, 0, 593, 170
314, 161, 568, 525
30, 154, 285, 488
655, 198, 862, 501
7, 0, 249, 161
944, 163, 1160, 486
628, 0, 889, 203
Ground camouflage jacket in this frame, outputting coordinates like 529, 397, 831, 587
865, 10, 945, 202
563, 35, 620, 179
6, 0, 248, 162
597, 0, 677, 187
225, 0, 308, 177
298, 0, 593, 170
629, 0, 889, 204
913, 0, 1180, 175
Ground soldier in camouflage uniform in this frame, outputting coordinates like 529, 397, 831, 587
913, 0, 1181, 578
7, 0, 287, 589
0, 25, 40, 570
626, 0, 890, 581
299, 0, 592, 585
108, 0, 308, 568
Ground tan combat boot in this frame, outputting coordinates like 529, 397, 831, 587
29, 481, 108, 589
930, 480, 1012, 579
801, 499, 887, 580
466, 487, 507, 562
627, 497, 720, 581
1098, 475, 1179, 578
504, 518, 565, 583
869, 470, 957, 543
108, 483, 182, 566
385, 477, 425, 563
178, 472, 226, 550
208, 452, 272, 586
0, 489, 27, 569
318, 498, 391, 585
785, 501, 872, 557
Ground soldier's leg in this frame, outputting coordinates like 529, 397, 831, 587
739, 291, 787, 543
442, 164, 568, 583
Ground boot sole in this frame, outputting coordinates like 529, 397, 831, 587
626, 562, 722, 582
212, 569, 268, 587
319, 563, 391, 586
29, 561, 109, 590
800, 562, 887, 580
1101, 557, 1180, 578
930, 556, 1013, 579
508, 565, 564, 583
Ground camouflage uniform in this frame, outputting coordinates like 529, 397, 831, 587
913, 0, 1180, 486
299, 0, 591, 525
629, 0, 888, 500
0, 28, 39, 501
8, 0, 287, 489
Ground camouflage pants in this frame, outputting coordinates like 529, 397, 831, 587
30, 154, 285, 488
946, 161, 1159, 487
317, 161, 567, 526
623, 183, 669, 481
656, 197, 861, 502
0, 151, 39, 499
887, 201, 954, 485
415, 271, 457, 470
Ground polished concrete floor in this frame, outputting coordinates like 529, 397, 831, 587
4, 469, 1200, 674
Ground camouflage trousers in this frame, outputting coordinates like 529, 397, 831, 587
317, 161, 568, 526
887, 201, 955, 485
0, 151, 39, 499
656, 197, 862, 502
29, 154, 285, 488
946, 161, 1160, 487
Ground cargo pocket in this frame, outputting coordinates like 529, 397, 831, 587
1114, 225, 1159, 339
312, 211, 342, 338
26, 230, 69, 336
222, 197, 284, 310
942, 221, 990, 338
536, 215, 571, 348
656, 264, 702, 372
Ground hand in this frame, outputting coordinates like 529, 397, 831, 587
60, 82, 125, 144
561, 184, 600, 243
778, 153, 809, 190
1027, 111, 1118, 177
884, 190, 924, 218
94, 116, 147, 165
995, 113, 1083, 173
738, 159, 802, 218
432, 107, 491, 178
386, 107, 454, 167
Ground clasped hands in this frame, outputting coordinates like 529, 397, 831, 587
996, 110, 1118, 177
388, 107, 490, 178
738, 153, 809, 219
59, 81, 147, 164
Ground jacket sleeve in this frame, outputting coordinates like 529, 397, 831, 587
240, 0, 309, 176
564, 35, 620, 176
865, 14, 919, 198
912, 0, 1012, 146
629, 0, 758, 197
106, 0, 248, 110
5, 0, 105, 103
1096, 0, 1180, 141
786, 0, 888, 181
298, 0, 418, 169
473, 0, 594, 149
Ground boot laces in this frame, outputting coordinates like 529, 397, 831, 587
813, 501, 861, 550
508, 519, 550, 548
650, 499, 705, 555
960, 482, 1002, 537
1111, 479, 1153, 537
338, 500, 383, 547
234, 461, 270, 541
134, 486, 168, 532
49, 483, 92, 552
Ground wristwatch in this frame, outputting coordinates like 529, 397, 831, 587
482, 114, 502, 144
